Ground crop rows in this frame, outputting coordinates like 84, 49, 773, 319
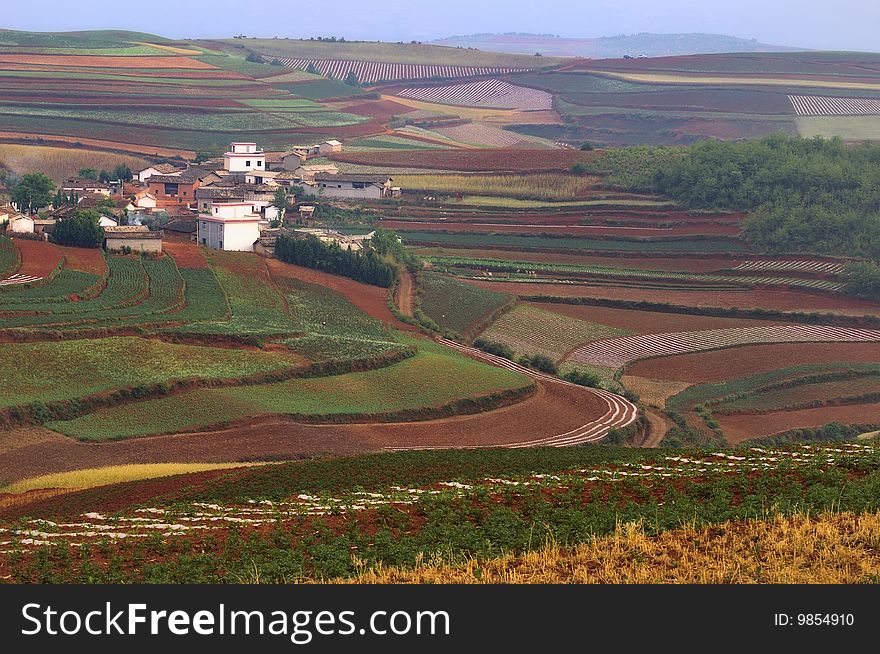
0, 270, 100, 306
430, 256, 846, 291
568, 325, 880, 368
398, 78, 552, 110
0, 273, 42, 286
1, 444, 873, 555
789, 95, 880, 116
731, 259, 846, 275
278, 58, 529, 83
0, 237, 17, 274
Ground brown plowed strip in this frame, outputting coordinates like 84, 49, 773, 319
12, 239, 62, 277
719, 403, 880, 444
530, 302, 781, 333
387, 221, 740, 237
0, 54, 216, 69
163, 241, 208, 269
0, 131, 194, 158
467, 280, 880, 316
627, 342, 880, 383
0, 379, 604, 483
56, 245, 107, 275
266, 259, 419, 332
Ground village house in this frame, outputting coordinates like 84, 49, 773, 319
293, 164, 339, 183
310, 173, 398, 200
319, 139, 343, 155
137, 163, 184, 183
62, 178, 112, 197
278, 148, 308, 171
291, 227, 375, 252
126, 191, 158, 212
194, 183, 282, 221
163, 217, 198, 242
223, 142, 266, 173
147, 168, 220, 208
7, 214, 35, 234
103, 225, 163, 254
197, 202, 261, 251
98, 216, 118, 228
33, 218, 55, 237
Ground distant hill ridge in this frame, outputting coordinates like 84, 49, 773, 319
431, 32, 801, 58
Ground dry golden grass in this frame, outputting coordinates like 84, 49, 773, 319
0, 144, 151, 182
597, 71, 880, 91
0, 462, 259, 494
394, 173, 599, 199
337, 513, 880, 584
620, 375, 692, 408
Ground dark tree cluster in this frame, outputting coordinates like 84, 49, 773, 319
275, 234, 396, 287
51, 210, 104, 248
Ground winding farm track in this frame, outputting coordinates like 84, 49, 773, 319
388, 338, 638, 450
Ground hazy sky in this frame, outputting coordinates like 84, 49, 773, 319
3, 0, 878, 52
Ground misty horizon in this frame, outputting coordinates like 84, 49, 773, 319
1, 0, 878, 53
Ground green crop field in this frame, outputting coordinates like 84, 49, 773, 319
393, 173, 599, 200
479, 303, 631, 361
0, 336, 304, 408
400, 231, 750, 253
0, 237, 18, 274
417, 271, 515, 339
47, 338, 532, 440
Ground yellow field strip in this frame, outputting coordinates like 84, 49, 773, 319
592, 70, 880, 91
1, 462, 264, 494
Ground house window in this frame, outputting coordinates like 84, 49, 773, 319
352, 182, 365, 189
201, 238, 206, 245
219, 241, 223, 249
256, 161, 262, 167
246, 161, 251, 167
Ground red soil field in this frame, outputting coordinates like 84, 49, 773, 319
0, 94, 242, 108
467, 279, 880, 316
627, 342, 880, 383
0, 131, 195, 158
57, 246, 107, 275
385, 220, 741, 237
0, 54, 217, 69
331, 148, 601, 172
265, 259, 418, 332
719, 402, 880, 444
0, 378, 605, 483
13, 239, 62, 278
417, 248, 738, 272
0, 64, 246, 79
530, 302, 781, 335
163, 241, 208, 269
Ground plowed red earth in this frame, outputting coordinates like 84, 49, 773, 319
0, 380, 604, 483
719, 403, 880, 444
627, 342, 880, 383
331, 148, 601, 171
387, 220, 740, 237
0, 65, 245, 79
341, 99, 415, 121
13, 239, 61, 277
265, 259, 418, 332
56, 245, 107, 275
467, 280, 880, 316
163, 241, 208, 269
530, 302, 780, 334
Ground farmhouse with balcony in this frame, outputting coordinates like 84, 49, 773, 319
103, 225, 163, 254
137, 163, 183, 183
62, 178, 111, 197
197, 202, 262, 251
309, 173, 398, 200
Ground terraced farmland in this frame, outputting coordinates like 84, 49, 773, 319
570, 325, 880, 369
417, 271, 515, 340
398, 79, 552, 110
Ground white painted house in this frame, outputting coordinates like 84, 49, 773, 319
223, 143, 266, 173
98, 216, 118, 228
137, 163, 182, 183
311, 173, 397, 200
8, 215, 35, 234
197, 202, 261, 251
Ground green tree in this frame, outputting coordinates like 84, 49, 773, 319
78, 168, 99, 180
12, 172, 55, 214
344, 70, 359, 86
245, 52, 265, 63
271, 187, 289, 218
113, 164, 133, 182
51, 210, 104, 248
306, 62, 318, 74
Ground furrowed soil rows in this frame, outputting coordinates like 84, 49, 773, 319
569, 325, 880, 368
278, 59, 530, 83
719, 404, 880, 443
398, 79, 552, 110
789, 95, 880, 116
